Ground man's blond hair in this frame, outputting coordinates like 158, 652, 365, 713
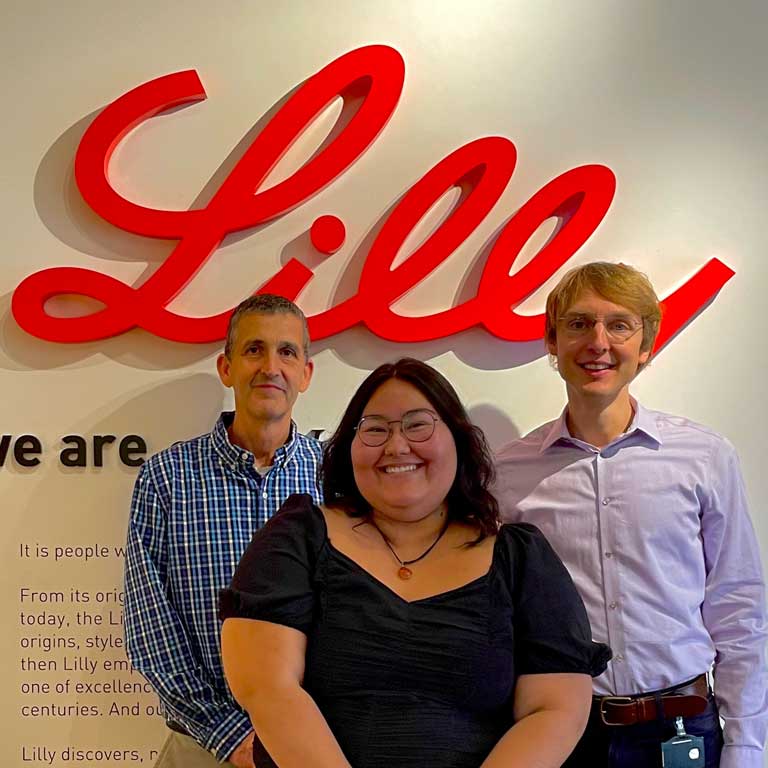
545, 262, 662, 369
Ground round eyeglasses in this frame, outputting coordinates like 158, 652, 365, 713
356, 409, 439, 447
558, 313, 643, 343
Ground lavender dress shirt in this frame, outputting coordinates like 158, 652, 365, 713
494, 400, 768, 768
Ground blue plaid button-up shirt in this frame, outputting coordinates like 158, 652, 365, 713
124, 412, 322, 761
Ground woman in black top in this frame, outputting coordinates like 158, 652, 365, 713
220, 358, 609, 768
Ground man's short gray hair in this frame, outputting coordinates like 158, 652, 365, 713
224, 295, 310, 359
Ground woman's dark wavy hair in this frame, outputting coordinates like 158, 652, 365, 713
322, 358, 500, 539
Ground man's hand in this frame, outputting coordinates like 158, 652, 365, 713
228, 731, 256, 768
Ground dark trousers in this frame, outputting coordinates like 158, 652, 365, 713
563, 696, 723, 768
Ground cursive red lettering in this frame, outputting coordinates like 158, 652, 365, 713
11, 45, 734, 352
13, 45, 405, 342
476, 164, 616, 341
310, 137, 516, 341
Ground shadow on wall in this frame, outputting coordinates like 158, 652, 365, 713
467, 403, 521, 452
1, 76, 556, 374
32, 85, 301, 261
3, 87, 298, 371
0, 286, 221, 372
279, 186, 550, 372
6, 375, 222, 756
32, 111, 175, 268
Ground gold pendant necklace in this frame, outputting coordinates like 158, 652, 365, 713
367, 517, 449, 580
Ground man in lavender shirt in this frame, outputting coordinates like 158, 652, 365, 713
494, 262, 767, 768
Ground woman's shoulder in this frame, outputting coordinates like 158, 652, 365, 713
493, 522, 565, 580
277, 492, 322, 514
496, 521, 548, 549
263, 493, 327, 543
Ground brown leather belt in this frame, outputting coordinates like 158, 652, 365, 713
594, 673, 710, 726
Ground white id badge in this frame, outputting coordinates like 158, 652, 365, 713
661, 717, 705, 767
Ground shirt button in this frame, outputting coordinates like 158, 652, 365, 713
615, 653, 625, 662
262, 492, 268, 499
604, 551, 614, 559
602, 497, 611, 505
609, 601, 618, 610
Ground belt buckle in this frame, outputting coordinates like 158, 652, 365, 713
599, 696, 635, 726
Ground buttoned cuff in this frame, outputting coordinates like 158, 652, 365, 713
719, 744, 765, 768
204, 708, 253, 763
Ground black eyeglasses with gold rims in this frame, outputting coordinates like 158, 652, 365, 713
558, 313, 643, 344
355, 409, 440, 447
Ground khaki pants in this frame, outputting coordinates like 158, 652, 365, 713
154, 730, 234, 767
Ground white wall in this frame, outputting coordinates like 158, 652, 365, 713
2, 1, 766, 765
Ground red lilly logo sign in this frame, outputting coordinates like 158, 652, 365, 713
12, 45, 732, 349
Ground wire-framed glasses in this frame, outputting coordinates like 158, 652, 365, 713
356, 409, 439, 447
558, 313, 643, 343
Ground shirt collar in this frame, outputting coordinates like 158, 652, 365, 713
539, 397, 662, 453
211, 412, 301, 470
631, 399, 663, 445
540, 409, 571, 452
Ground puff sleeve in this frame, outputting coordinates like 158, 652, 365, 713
219, 493, 326, 634
500, 523, 611, 677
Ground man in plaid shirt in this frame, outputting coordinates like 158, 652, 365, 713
125, 295, 323, 768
